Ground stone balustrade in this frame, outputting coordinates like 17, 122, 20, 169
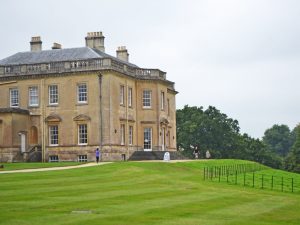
0, 58, 167, 80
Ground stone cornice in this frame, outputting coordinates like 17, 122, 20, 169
0, 108, 30, 115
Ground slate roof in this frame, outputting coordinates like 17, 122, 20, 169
0, 47, 138, 67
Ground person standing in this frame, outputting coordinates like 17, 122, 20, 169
95, 148, 100, 163
193, 146, 199, 159
206, 150, 211, 159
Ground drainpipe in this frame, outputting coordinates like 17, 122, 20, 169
126, 80, 129, 160
98, 73, 103, 151
41, 78, 46, 162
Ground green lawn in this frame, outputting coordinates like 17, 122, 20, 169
1, 160, 300, 225
0, 162, 83, 171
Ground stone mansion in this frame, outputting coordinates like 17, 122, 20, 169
0, 32, 177, 162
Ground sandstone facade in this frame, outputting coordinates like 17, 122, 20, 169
0, 32, 177, 162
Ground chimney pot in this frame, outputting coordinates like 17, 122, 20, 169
30, 36, 42, 52
52, 42, 62, 50
116, 46, 129, 62
85, 31, 105, 52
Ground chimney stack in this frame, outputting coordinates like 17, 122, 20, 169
116, 46, 129, 62
52, 42, 62, 50
30, 36, 42, 52
85, 31, 105, 52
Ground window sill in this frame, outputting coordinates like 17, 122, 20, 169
48, 104, 59, 107
76, 102, 88, 106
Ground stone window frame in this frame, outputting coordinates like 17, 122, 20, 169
73, 114, 91, 146
49, 125, 59, 146
28, 86, 39, 107
120, 85, 125, 106
78, 155, 87, 162
49, 155, 59, 162
120, 123, 125, 145
9, 88, 19, 108
128, 87, 133, 108
142, 89, 152, 109
48, 84, 59, 105
167, 98, 170, 116
77, 83, 88, 104
161, 91, 165, 111
128, 125, 133, 145
78, 124, 88, 145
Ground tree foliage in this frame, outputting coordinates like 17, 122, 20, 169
176, 105, 239, 158
262, 124, 293, 157
284, 125, 300, 172
176, 105, 283, 168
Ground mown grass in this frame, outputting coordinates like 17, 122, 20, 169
1, 160, 300, 225
0, 162, 83, 171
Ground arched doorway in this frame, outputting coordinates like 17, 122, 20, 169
29, 126, 38, 145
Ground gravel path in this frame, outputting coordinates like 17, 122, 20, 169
0, 162, 112, 174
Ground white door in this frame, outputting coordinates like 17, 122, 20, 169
161, 128, 165, 151
144, 128, 152, 151
20, 133, 26, 153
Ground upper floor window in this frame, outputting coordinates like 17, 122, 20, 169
120, 85, 125, 105
128, 87, 132, 107
77, 83, 87, 103
78, 124, 88, 145
167, 99, 170, 116
10, 88, 19, 107
161, 91, 165, 110
49, 125, 59, 146
143, 90, 152, 108
49, 85, 58, 105
29, 86, 39, 107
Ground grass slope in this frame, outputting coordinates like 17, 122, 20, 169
0, 160, 300, 225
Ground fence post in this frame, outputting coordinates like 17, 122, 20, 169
281, 177, 283, 192
252, 172, 255, 188
271, 176, 273, 190
235, 170, 237, 185
262, 174, 264, 189
292, 178, 294, 193
227, 169, 229, 183
219, 167, 221, 182
204, 167, 206, 180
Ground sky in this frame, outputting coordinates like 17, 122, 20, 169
0, 0, 299, 138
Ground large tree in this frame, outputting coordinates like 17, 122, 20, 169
262, 124, 293, 157
177, 105, 240, 158
176, 105, 283, 168
284, 125, 300, 172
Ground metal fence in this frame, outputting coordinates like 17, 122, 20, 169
203, 164, 300, 193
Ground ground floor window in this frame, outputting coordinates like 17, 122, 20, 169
129, 126, 133, 145
49, 155, 59, 162
78, 155, 87, 162
120, 124, 125, 145
49, 125, 58, 146
78, 124, 88, 145
144, 127, 152, 150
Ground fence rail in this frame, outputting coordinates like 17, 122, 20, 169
203, 163, 300, 194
